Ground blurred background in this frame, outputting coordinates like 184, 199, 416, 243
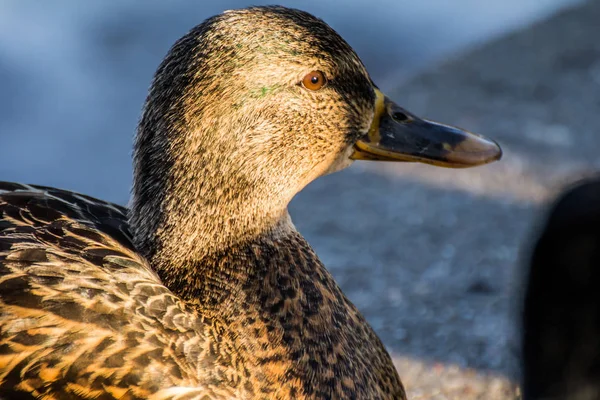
1, 0, 598, 398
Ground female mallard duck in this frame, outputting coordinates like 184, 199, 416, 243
0, 6, 501, 399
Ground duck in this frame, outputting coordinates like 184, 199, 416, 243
0, 6, 502, 400
522, 178, 600, 400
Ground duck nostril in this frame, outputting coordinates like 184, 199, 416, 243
392, 111, 408, 122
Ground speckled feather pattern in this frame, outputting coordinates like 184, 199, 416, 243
0, 6, 406, 399
0, 183, 212, 399
0, 182, 404, 399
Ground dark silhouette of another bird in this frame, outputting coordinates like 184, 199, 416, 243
522, 178, 600, 400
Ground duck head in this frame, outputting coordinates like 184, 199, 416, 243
131, 6, 502, 263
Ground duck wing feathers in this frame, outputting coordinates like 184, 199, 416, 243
0, 182, 218, 400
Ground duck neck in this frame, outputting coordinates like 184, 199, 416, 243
149, 214, 309, 312
130, 168, 300, 304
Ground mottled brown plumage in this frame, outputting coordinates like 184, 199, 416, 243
0, 5, 501, 400
0, 182, 401, 399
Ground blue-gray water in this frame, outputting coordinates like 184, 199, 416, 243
0, 0, 581, 203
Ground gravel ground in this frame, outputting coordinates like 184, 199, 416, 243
292, 1, 600, 398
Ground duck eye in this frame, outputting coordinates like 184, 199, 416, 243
302, 71, 327, 91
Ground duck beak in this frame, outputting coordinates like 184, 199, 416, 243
351, 89, 502, 167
